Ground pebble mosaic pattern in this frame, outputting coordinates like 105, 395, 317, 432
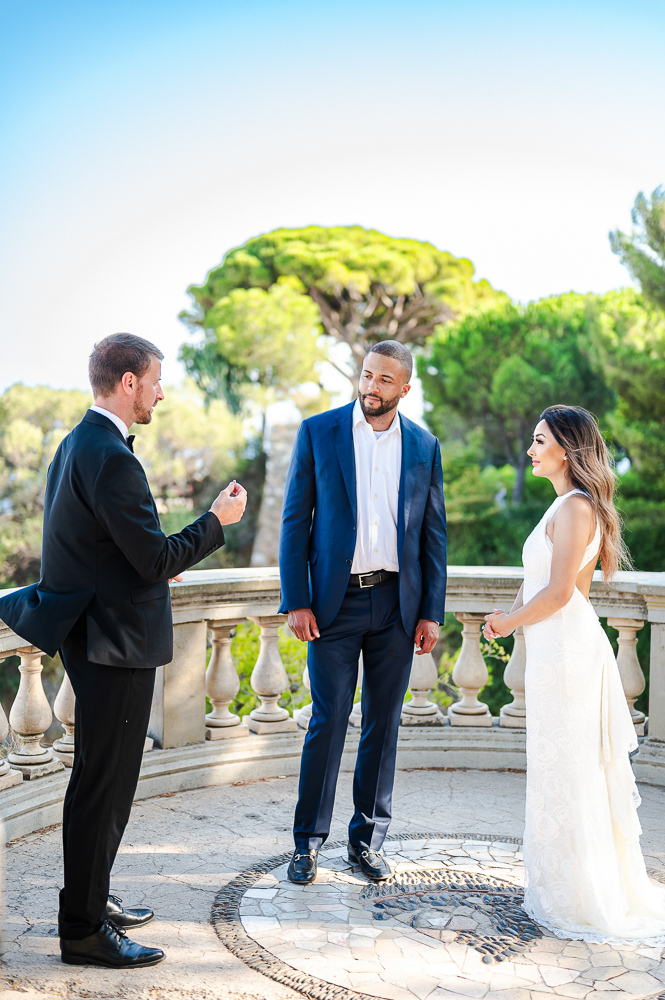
212, 833, 665, 1000
363, 868, 541, 961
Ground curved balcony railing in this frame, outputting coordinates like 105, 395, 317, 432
2, 567, 665, 801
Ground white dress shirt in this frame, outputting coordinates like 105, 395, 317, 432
351, 398, 402, 574
90, 405, 129, 441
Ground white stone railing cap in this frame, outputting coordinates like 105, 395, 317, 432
2, 565, 665, 651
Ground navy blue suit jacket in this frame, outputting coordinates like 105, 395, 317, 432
278, 401, 447, 638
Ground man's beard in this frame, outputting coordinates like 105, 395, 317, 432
133, 387, 154, 425
359, 390, 401, 417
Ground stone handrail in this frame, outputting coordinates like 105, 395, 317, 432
2, 566, 665, 797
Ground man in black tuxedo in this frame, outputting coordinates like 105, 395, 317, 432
0, 333, 247, 968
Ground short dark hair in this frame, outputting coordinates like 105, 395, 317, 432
367, 340, 413, 380
89, 333, 164, 397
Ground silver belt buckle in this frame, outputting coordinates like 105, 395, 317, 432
358, 572, 373, 589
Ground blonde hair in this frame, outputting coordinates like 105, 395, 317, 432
540, 405, 631, 582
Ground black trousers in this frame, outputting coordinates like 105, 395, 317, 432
293, 578, 414, 852
58, 620, 155, 940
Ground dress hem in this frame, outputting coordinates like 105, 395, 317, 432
522, 902, 665, 947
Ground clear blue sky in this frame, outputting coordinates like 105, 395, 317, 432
1, 0, 664, 394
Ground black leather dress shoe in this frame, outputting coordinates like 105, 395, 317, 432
61, 920, 165, 968
347, 842, 392, 881
106, 894, 154, 928
287, 849, 318, 884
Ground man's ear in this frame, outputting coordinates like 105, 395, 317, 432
120, 371, 136, 396
401, 383, 411, 398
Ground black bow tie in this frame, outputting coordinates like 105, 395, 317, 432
127, 435, 135, 453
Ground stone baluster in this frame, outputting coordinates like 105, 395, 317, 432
0, 706, 8, 781
247, 616, 297, 734
448, 614, 492, 726
647, 620, 665, 742
205, 620, 250, 741
349, 656, 363, 728
0, 660, 23, 790
295, 664, 313, 730
52, 671, 76, 767
8, 647, 64, 778
607, 617, 647, 735
401, 646, 443, 726
0, 696, 9, 772
629, 618, 665, 783
499, 628, 527, 729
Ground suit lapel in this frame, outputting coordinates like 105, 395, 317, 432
334, 402, 357, 521
398, 414, 425, 559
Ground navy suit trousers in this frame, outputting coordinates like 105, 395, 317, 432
293, 578, 414, 851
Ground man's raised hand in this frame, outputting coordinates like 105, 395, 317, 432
210, 481, 247, 526
288, 608, 320, 642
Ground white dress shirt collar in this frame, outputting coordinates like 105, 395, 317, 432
352, 398, 402, 437
90, 405, 129, 441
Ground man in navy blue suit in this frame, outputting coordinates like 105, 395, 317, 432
278, 341, 447, 884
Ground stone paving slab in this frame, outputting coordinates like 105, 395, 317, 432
224, 837, 665, 1000
2, 769, 665, 1000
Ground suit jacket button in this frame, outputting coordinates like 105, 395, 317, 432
346, 559, 352, 565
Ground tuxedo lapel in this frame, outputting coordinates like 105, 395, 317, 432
333, 403, 357, 521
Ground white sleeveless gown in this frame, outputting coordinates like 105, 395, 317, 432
522, 488, 665, 943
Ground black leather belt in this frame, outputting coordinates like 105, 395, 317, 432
348, 570, 398, 588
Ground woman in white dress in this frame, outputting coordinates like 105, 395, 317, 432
483, 404, 665, 943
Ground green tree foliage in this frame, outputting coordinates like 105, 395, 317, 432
610, 187, 665, 312
592, 289, 665, 483
589, 289, 665, 570
440, 433, 553, 566
180, 277, 322, 411
181, 226, 507, 394
420, 294, 616, 502
0, 385, 90, 586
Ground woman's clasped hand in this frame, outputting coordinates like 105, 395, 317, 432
482, 608, 514, 640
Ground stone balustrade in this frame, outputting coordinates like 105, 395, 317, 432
499, 627, 527, 728
6, 646, 64, 781
205, 620, 249, 740
2, 566, 665, 832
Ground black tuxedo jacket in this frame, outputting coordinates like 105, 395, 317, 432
0, 410, 224, 667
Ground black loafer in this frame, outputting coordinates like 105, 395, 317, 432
347, 841, 392, 881
106, 894, 154, 928
287, 849, 318, 884
61, 920, 165, 968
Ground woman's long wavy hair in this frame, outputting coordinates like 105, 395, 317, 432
539, 404, 631, 582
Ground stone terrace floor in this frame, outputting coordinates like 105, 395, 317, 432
2, 770, 665, 1000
